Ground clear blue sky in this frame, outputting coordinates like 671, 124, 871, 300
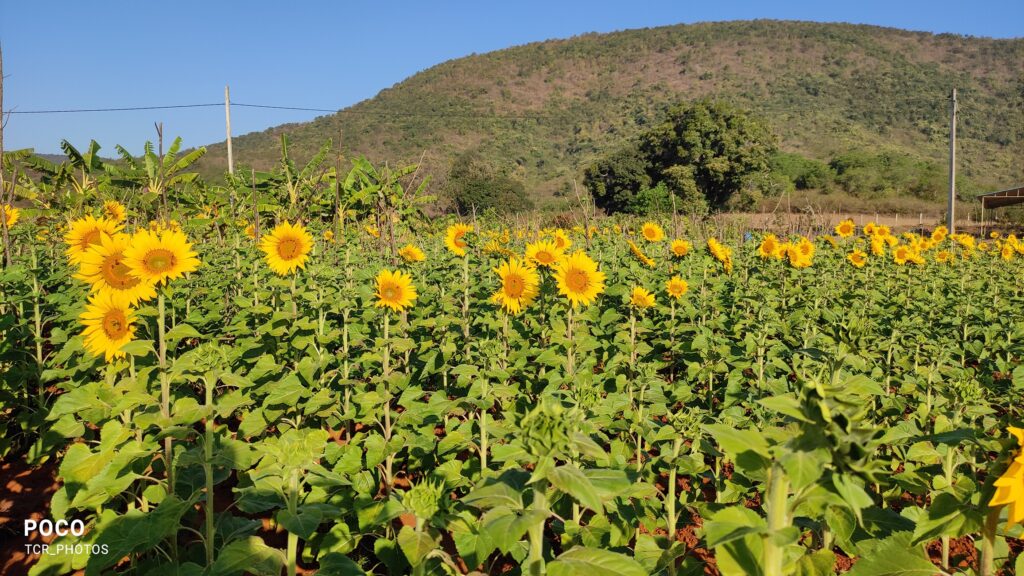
2, 0, 1021, 154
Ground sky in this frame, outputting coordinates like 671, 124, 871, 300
2, 0, 1022, 154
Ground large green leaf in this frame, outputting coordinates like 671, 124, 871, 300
547, 546, 647, 576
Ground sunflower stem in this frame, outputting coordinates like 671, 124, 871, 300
382, 313, 393, 496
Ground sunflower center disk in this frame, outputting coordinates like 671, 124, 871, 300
103, 255, 139, 290
102, 310, 128, 339
383, 285, 398, 300
277, 237, 301, 259
145, 248, 176, 272
566, 269, 589, 292
505, 276, 524, 298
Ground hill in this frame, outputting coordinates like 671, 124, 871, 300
195, 20, 1024, 206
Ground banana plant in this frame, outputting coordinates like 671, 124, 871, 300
111, 137, 206, 218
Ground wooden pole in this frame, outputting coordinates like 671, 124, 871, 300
225, 85, 234, 175
1, 43, 12, 268
947, 88, 957, 234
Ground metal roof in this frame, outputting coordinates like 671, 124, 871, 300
978, 185, 1024, 209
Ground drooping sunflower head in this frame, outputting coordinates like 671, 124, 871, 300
445, 223, 474, 257
103, 200, 127, 223
399, 243, 426, 263
65, 215, 124, 264
525, 239, 564, 268
323, 229, 335, 243
258, 221, 313, 276
641, 222, 665, 243
665, 276, 688, 299
123, 228, 201, 284
554, 251, 606, 308
629, 286, 656, 310
847, 249, 867, 268
491, 257, 540, 315
375, 269, 417, 312
75, 233, 157, 305
552, 229, 572, 251
670, 239, 691, 258
79, 291, 137, 362
835, 219, 855, 238
627, 240, 656, 268
1, 204, 20, 228
990, 427, 1024, 529
244, 224, 256, 239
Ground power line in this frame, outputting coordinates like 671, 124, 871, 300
8, 103, 222, 114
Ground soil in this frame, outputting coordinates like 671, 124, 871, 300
0, 458, 75, 576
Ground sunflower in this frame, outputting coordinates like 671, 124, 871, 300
103, 200, 127, 223
75, 233, 157, 304
670, 239, 691, 258
399, 243, 426, 263
257, 221, 313, 276
935, 250, 953, 263
931, 225, 948, 242
641, 222, 665, 243
365, 225, 381, 239
629, 286, 655, 309
990, 427, 1024, 529
445, 223, 474, 257
79, 291, 138, 362
492, 257, 539, 315
375, 269, 417, 312
1001, 244, 1015, 261
554, 251, 606, 308
525, 239, 564, 268
1, 204, 20, 228
627, 240, 656, 268
892, 245, 912, 266
757, 234, 781, 259
552, 229, 572, 251
65, 215, 123, 264
847, 249, 867, 268
665, 276, 688, 299
323, 229, 336, 243
834, 219, 855, 238
123, 228, 201, 284
863, 222, 877, 236
244, 224, 256, 239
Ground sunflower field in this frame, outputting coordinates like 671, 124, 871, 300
1, 182, 1023, 576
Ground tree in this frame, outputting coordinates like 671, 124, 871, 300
446, 151, 533, 214
584, 100, 776, 214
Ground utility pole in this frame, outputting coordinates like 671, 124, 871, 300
947, 87, 957, 234
225, 85, 234, 175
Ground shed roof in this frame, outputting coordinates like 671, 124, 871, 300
978, 185, 1024, 209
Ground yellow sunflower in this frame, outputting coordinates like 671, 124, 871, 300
365, 225, 381, 239
65, 215, 123, 264
552, 229, 572, 251
641, 222, 665, 243
893, 245, 912, 266
244, 224, 256, 239
666, 276, 688, 299
79, 291, 138, 362
627, 240, 656, 268
75, 233, 157, 304
1, 204, 20, 228
399, 243, 426, 263
847, 249, 867, 268
375, 269, 417, 312
629, 286, 655, 309
323, 229, 336, 243
931, 225, 948, 242
935, 250, 953, 263
554, 251, 606, 308
258, 221, 313, 276
123, 228, 201, 284
491, 257, 539, 315
835, 219, 855, 238
990, 427, 1024, 529
758, 234, 781, 259
525, 239, 564, 268
670, 239, 691, 258
103, 200, 127, 223
445, 223, 474, 257
863, 222, 877, 236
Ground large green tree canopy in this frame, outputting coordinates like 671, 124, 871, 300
584, 100, 777, 214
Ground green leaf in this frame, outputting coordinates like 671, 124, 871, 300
547, 546, 647, 576
548, 464, 603, 512
208, 536, 286, 576
165, 323, 202, 342
85, 496, 190, 575
463, 475, 526, 510
780, 449, 828, 491
277, 506, 324, 540
397, 526, 438, 567
317, 553, 367, 576
847, 532, 937, 575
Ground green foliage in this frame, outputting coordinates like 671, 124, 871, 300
830, 149, 945, 200
770, 152, 835, 191
585, 100, 776, 213
446, 150, 533, 214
